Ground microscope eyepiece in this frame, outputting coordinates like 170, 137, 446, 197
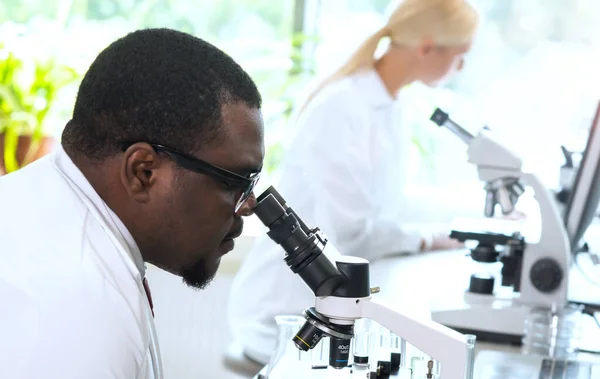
430, 108, 450, 126
253, 193, 286, 229
254, 186, 346, 297
429, 107, 474, 144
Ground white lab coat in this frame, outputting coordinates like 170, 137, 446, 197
228, 69, 434, 364
0, 146, 162, 379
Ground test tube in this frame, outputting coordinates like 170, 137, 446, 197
352, 327, 370, 369
379, 326, 391, 350
400, 338, 407, 367
465, 334, 476, 379
386, 333, 402, 371
388, 333, 399, 350
410, 353, 427, 378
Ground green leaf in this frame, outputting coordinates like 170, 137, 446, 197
3, 127, 19, 173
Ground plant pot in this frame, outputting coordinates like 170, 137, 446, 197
0, 134, 56, 175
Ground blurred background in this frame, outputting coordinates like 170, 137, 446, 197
3, 1, 600, 377
3, 0, 600, 196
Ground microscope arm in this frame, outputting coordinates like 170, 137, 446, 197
362, 297, 473, 379
315, 296, 475, 379
469, 133, 522, 171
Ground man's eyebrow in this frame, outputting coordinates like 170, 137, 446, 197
230, 165, 263, 176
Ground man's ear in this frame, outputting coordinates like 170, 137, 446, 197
120, 143, 162, 203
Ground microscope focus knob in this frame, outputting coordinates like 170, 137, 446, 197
530, 258, 563, 293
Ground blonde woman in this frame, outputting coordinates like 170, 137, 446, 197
228, 0, 479, 365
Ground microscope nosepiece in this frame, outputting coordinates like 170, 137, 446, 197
508, 180, 525, 197
496, 186, 515, 215
484, 190, 496, 217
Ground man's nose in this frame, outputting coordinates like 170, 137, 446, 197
236, 192, 257, 217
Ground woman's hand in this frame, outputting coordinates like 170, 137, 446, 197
421, 232, 464, 252
431, 234, 465, 251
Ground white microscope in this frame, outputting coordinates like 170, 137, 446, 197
252, 186, 476, 378
428, 108, 571, 345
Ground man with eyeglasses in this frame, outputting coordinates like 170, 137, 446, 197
0, 28, 263, 379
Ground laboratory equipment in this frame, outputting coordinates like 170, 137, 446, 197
429, 107, 571, 344
474, 349, 600, 378
427, 104, 600, 350
521, 303, 584, 360
350, 319, 371, 370
252, 186, 476, 378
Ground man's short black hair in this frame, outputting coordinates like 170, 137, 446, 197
62, 28, 262, 160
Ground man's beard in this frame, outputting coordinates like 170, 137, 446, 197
180, 258, 217, 290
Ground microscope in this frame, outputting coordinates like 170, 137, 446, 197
428, 108, 571, 344
253, 186, 476, 378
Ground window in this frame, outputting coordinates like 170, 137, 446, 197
3, 0, 600, 222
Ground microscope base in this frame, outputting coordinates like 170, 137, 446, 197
431, 294, 529, 345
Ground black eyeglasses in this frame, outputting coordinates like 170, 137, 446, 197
150, 144, 261, 212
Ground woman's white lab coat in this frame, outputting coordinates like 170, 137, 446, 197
228, 69, 435, 364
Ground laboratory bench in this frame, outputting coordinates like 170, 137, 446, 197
370, 249, 600, 378
234, 248, 600, 378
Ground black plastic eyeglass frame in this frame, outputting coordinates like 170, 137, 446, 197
150, 144, 261, 212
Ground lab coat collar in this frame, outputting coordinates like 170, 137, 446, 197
51, 144, 146, 279
354, 69, 395, 109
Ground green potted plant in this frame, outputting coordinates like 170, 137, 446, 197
0, 44, 77, 175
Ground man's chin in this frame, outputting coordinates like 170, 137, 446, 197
182, 270, 216, 290
182, 275, 215, 290
180, 258, 220, 290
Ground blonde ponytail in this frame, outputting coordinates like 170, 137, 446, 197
294, 0, 478, 119
295, 27, 389, 118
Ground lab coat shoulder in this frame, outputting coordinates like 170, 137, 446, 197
0, 158, 149, 379
287, 75, 374, 186
0, 157, 87, 268
296, 75, 373, 142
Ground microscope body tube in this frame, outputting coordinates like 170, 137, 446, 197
254, 191, 345, 297
254, 189, 370, 298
